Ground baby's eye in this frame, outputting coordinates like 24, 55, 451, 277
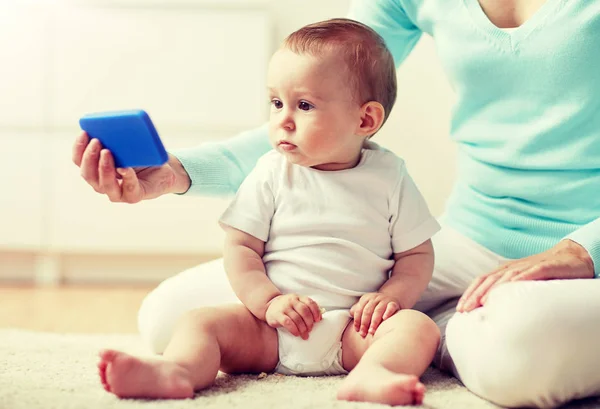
271, 99, 283, 109
298, 101, 314, 111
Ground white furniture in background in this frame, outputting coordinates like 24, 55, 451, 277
0, 1, 271, 284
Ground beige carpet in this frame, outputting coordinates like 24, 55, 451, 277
0, 330, 598, 409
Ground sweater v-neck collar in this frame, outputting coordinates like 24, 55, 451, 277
463, 0, 566, 52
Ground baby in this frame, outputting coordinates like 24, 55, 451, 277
97, 18, 441, 406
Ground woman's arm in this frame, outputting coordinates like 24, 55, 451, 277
170, 123, 271, 196
347, 0, 423, 68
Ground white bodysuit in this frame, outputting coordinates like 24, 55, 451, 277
219, 144, 440, 376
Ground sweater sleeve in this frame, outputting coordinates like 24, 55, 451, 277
170, 123, 272, 196
564, 218, 600, 278
347, 0, 422, 67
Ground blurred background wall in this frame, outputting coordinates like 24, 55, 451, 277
0, 0, 455, 286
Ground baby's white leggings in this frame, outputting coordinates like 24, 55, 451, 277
137, 225, 600, 408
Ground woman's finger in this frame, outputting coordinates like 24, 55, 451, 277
481, 269, 520, 305
513, 264, 553, 281
72, 132, 90, 167
118, 167, 142, 204
462, 273, 503, 312
457, 274, 487, 311
457, 260, 513, 311
80, 138, 103, 192
98, 150, 122, 202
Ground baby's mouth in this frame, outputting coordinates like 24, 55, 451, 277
278, 141, 297, 151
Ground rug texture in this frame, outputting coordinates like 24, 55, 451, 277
1, 329, 598, 409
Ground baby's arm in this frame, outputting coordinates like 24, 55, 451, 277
351, 239, 434, 337
381, 239, 435, 310
222, 225, 322, 338
221, 225, 281, 321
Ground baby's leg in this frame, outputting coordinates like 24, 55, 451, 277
98, 304, 278, 399
337, 309, 440, 406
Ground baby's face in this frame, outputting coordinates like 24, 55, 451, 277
267, 48, 364, 170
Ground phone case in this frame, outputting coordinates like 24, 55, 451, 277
79, 109, 168, 168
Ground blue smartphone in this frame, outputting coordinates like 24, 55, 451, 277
79, 109, 168, 168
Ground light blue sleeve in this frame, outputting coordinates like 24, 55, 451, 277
170, 123, 271, 196
347, 0, 423, 67
564, 218, 600, 278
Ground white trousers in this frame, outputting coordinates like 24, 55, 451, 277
137, 225, 600, 408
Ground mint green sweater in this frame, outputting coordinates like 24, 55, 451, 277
173, 0, 600, 276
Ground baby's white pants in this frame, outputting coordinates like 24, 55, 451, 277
138, 225, 600, 408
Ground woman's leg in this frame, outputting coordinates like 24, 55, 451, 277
138, 258, 238, 353
419, 226, 600, 407
446, 279, 600, 408
411, 224, 509, 373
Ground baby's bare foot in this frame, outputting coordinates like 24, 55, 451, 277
97, 349, 194, 399
337, 364, 426, 406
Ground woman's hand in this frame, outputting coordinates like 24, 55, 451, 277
457, 239, 594, 313
350, 292, 401, 337
72, 132, 190, 203
265, 294, 322, 340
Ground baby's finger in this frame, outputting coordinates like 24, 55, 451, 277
353, 303, 364, 332
266, 313, 283, 329
382, 301, 400, 320
360, 300, 376, 337
350, 302, 358, 317
286, 310, 308, 339
278, 312, 300, 336
352, 296, 370, 331
368, 303, 387, 335
299, 296, 322, 323
293, 302, 315, 332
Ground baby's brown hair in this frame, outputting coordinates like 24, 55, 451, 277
284, 18, 397, 128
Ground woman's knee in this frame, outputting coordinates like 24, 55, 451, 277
137, 259, 236, 354
137, 282, 188, 354
448, 281, 600, 408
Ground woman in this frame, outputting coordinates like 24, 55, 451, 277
73, 0, 600, 407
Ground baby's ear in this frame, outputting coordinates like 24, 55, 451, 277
356, 101, 385, 138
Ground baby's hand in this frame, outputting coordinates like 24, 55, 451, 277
350, 293, 400, 337
265, 294, 322, 340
